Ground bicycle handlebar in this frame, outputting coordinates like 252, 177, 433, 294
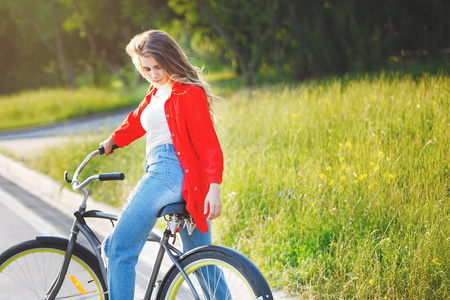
67, 144, 124, 192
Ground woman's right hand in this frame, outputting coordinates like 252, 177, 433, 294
99, 136, 116, 157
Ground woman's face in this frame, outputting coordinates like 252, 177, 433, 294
140, 56, 171, 87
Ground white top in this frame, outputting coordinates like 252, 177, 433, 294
140, 86, 173, 157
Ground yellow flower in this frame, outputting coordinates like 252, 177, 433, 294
319, 173, 325, 179
354, 179, 359, 184
374, 165, 380, 171
341, 175, 346, 181
329, 180, 335, 187
388, 174, 396, 179
341, 165, 347, 170
326, 166, 332, 172
378, 151, 384, 158
345, 141, 352, 148
346, 166, 351, 172
292, 113, 297, 119
369, 279, 375, 286
340, 156, 345, 162
368, 185, 373, 189
359, 173, 368, 180
345, 203, 351, 208
370, 161, 376, 166
339, 143, 344, 148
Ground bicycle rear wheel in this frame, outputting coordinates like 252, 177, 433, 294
0, 237, 108, 300
157, 245, 273, 300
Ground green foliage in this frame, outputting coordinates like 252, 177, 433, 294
2, 0, 448, 93
19, 71, 450, 298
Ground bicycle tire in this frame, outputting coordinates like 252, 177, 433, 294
0, 237, 108, 300
157, 245, 273, 300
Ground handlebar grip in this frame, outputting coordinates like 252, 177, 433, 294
98, 144, 119, 155
98, 173, 125, 181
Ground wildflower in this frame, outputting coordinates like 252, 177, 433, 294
368, 185, 373, 190
329, 180, 335, 187
369, 279, 375, 286
341, 165, 347, 170
341, 175, 346, 181
346, 203, 351, 208
326, 166, 332, 172
388, 174, 396, 179
345, 141, 352, 148
370, 161, 376, 166
319, 173, 325, 179
359, 173, 368, 180
292, 113, 297, 119
374, 165, 380, 171
346, 166, 351, 172
340, 156, 345, 162
339, 143, 344, 148
378, 151, 384, 158
354, 179, 359, 184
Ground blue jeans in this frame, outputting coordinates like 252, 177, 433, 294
102, 144, 213, 300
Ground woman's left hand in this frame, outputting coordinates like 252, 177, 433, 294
204, 183, 222, 221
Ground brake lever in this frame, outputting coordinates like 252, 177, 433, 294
64, 171, 72, 183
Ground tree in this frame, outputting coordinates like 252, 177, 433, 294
0, 0, 76, 89
169, 0, 274, 85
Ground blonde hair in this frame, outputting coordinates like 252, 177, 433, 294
126, 30, 218, 119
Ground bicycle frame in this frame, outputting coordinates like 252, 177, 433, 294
46, 148, 202, 300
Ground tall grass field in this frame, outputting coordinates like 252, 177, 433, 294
20, 72, 450, 298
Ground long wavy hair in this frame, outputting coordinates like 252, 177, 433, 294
126, 30, 217, 120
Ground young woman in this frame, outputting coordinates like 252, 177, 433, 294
100, 30, 224, 299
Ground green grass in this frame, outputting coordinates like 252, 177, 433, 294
13, 71, 450, 298
0, 86, 148, 131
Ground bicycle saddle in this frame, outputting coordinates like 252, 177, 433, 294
158, 202, 189, 218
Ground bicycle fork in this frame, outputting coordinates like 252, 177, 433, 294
45, 213, 108, 300
45, 218, 81, 300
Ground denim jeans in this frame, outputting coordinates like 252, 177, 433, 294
102, 144, 213, 300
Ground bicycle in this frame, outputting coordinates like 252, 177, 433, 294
0, 146, 274, 300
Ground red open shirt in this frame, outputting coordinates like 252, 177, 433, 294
112, 83, 224, 233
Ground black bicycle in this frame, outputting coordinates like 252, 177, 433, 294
0, 147, 273, 300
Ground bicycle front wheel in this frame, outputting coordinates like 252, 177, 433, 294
0, 237, 108, 300
158, 245, 273, 300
